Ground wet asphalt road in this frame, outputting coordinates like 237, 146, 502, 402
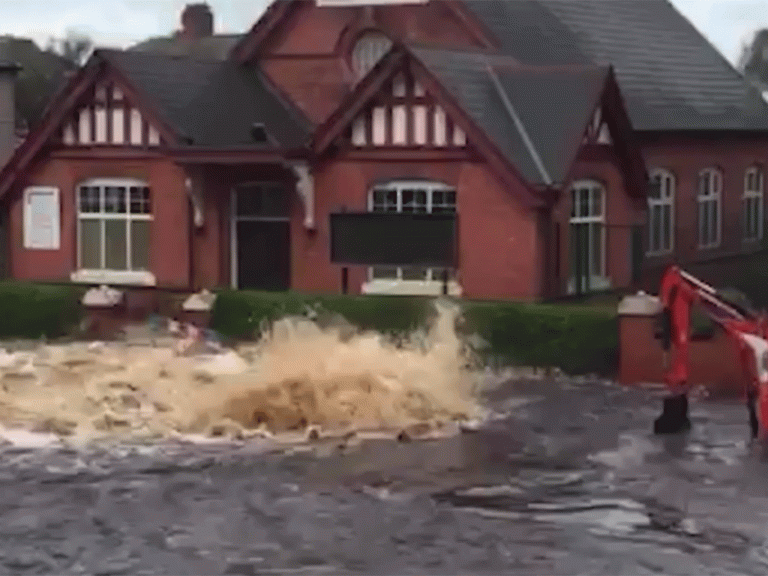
2, 378, 768, 575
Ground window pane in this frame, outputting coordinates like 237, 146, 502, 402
648, 178, 662, 200
79, 186, 100, 213
104, 220, 127, 270
129, 186, 151, 214
372, 188, 397, 212
431, 189, 457, 214
649, 205, 661, 252
130, 220, 150, 271
591, 187, 602, 217
661, 205, 671, 251
401, 267, 428, 281
590, 223, 602, 276
79, 219, 101, 269
402, 189, 427, 213
372, 266, 398, 279
571, 189, 578, 219
430, 268, 454, 281
104, 186, 126, 214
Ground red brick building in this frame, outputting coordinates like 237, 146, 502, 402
0, 0, 766, 302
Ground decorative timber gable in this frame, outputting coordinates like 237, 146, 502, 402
57, 78, 166, 148
342, 69, 469, 150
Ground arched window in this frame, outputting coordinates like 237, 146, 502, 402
77, 178, 152, 273
351, 31, 392, 80
647, 168, 675, 255
367, 180, 456, 286
743, 165, 764, 242
569, 179, 607, 294
698, 167, 722, 249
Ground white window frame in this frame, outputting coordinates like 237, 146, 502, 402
23, 186, 60, 250
568, 179, 609, 294
647, 168, 675, 256
698, 167, 722, 249
351, 31, 393, 81
71, 178, 155, 286
743, 165, 764, 243
362, 180, 461, 296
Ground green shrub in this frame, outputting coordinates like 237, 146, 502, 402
461, 302, 618, 376
0, 282, 84, 340
211, 290, 435, 339
211, 290, 618, 376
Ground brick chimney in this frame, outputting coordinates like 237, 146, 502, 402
180, 3, 214, 40
0, 61, 21, 169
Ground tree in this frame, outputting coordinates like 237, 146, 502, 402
740, 29, 768, 85
46, 30, 93, 66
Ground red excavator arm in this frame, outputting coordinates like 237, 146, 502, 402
654, 265, 768, 437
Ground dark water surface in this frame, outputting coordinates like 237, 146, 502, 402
2, 378, 768, 575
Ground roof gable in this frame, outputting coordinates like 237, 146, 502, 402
58, 76, 171, 148
411, 47, 631, 186
462, 0, 768, 131
323, 66, 470, 150
0, 49, 313, 197
313, 44, 543, 207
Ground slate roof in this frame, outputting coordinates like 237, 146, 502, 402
462, 0, 768, 131
97, 49, 311, 149
0, 60, 21, 72
129, 34, 244, 61
412, 47, 609, 185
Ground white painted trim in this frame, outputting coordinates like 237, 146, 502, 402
647, 168, 675, 256
230, 187, 237, 289
367, 180, 457, 287
697, 167, 722, 249
569, 179, 607, 292
230, 181, 291, 289
23, 186, 60, 250
70, 270, 156, 286
75, 179, 152, 274
743, 166, 764, 242
362, 279, 462, 297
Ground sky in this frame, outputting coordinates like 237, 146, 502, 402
0, 0, 766, 66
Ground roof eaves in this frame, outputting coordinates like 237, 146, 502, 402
486, 63, 553, 186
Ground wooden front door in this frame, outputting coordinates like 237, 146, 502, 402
231, 183, 291, 291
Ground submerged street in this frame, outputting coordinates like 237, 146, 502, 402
1, 377, 768, 575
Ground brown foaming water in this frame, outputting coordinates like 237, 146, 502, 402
0, 300, 486, 447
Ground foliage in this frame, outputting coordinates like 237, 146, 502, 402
211, 290, 618, 376
0, 282, 84, 340
45, 30, 94, 66
0, 35, 77, 129
739, 28, 768, 84
211, 290, 434, 340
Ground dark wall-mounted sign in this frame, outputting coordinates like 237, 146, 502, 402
330, 212, 457, 267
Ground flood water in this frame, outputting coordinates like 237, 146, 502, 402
2, 376, 768, 575
1, 302, 768, 575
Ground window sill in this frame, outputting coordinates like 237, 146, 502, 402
645, 249, 674, 258
361, 279, 462, 297
70, 270, 156, 286
567, 276, 611, 295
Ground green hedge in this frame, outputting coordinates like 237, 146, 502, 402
0, 282, 84, 340
211, 290, 619, 376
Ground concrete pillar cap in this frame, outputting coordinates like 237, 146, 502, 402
182, 289, 217, 312
618, 293, 662, 316
82, 285, 125, 307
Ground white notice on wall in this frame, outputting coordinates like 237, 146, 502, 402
23, 187, 60, 250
